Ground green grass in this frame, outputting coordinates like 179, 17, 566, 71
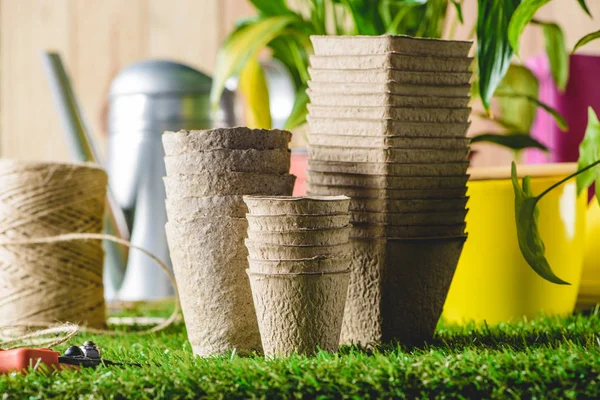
2, 304, 600, 399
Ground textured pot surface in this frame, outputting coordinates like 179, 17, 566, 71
248, 270, 350, 356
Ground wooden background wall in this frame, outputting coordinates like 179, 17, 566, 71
0, 0, 598, 165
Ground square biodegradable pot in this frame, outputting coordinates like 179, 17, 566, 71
246, 214, 351, 231
246, 226, 351, 246
349, 223, 467, 239
165, 217, 261, 356
306, 134, 470, 149
310, 35, 473, 58
307, 116, 470, 137
307, 183, 468, 199
308, 68, 472, 87
350, 209, 468, 225
308, 68, 472, 86
309, 54, 473, 72
349, 197, 469, 213
243, 195, 350, 215
164, 172, 296, 198
306, 171, 469, 190
307, 81, 471, 98
166, 195, 248, 221
247, 256, 350, 274
162, 127, 291, 156
164, 148, 290, 175
307, 105, 471, 123
308, 161, 470, 176
245, 239, 352, 260
247, 270, 350, 356
340, 238, 385, 346
306, 91, 470, 109
308, 146, 469, 164
380, 236, 467, 345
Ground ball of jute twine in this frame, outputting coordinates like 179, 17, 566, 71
0, 160, 179, 349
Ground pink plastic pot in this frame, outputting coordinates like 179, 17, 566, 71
526, 54, 600, 164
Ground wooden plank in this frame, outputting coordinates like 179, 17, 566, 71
148, 0, 221, 74
0, 0, 72, 160
70, 0, 148, 154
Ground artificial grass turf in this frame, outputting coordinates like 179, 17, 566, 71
1, 304, 600, 399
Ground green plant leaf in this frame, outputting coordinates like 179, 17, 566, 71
284, 87, 309, 130
507, 0, 550, 56
451, 0, 464, 24
342, 0, 386, 35
576, 107, 600, 203
577, 0, 592, 17
495, 92, 569, 131
210, 15, 299, 110
269, 35, 311, 90
249, 0, 294, 16
540, 22, 569, 91
511, 162, 571, 285
495, 64, 539, 133
477, 0, 522, 111
471, 133, 548, 151
572, 29, 600, 53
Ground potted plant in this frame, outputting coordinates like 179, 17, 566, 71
212, 0, 600, 323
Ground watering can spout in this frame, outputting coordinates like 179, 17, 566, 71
41, 51, 130, 296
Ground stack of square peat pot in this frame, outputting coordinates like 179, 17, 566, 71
243, 196, 351, 357
162, 128, 296, 356
305, 35, 473, 346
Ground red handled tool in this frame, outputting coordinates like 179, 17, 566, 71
0, 341, 139, 374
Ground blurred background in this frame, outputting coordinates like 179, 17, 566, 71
0, 0, 598, 166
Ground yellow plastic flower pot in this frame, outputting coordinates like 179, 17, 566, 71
577, 200, 600, 309
443, 163, 587, 325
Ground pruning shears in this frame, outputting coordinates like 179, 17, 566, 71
0, 341, 140, 374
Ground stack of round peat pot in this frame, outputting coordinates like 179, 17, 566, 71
305, 35, 473, 346
243, 195, 351, 357
162, 128, 296, 357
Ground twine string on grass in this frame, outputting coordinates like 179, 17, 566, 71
0, 161, 179, 349
0, 235, 181, 350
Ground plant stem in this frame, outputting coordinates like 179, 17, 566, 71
535, 159, 600, 203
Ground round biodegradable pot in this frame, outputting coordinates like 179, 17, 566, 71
165, 218, 261, 356
165, 196, 248, 221
245, 240, 351, 260
247, 257, 350, 274
164, 172, 296, 198
164, 148, 291, 175
246, 214, 350, 231
247, 270, 350, 357
443, 163, 587, 325
246, 226, 351, 246
243, 195, 350, 215
162, 127, 291, 155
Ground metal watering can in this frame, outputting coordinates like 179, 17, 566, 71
43, 55, 236, 301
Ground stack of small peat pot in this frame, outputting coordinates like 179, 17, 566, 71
305, 35, 473, 346
243, 196, 351, 357
162, 128, 296, 356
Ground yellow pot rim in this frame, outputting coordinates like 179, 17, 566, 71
468, 163, 578, 181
